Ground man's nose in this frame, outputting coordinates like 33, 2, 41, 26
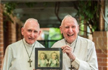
31, 32, 35, 37
68, 27, 73, 33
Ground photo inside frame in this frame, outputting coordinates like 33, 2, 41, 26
35, 48, 62, 69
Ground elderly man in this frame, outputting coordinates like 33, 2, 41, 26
2, 18, 44, 70
52, 15, 98, 70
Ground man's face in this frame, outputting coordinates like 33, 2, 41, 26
60, 18, 79, 44
21, 21, 41, 44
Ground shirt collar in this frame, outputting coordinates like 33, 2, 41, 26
64, 36, 78, 46
23, 38, 35, 47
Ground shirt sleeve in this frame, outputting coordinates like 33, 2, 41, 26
71, 42, 98, 70
1, 46, 13, 70
71, 58, 80, 69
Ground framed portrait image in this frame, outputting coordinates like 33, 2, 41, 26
35, 48, 62, 69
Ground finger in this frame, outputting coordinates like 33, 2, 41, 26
64, 46, 70, 50
62, 49, 67, 53
62, 45, 69, 49
61, 45, 66, 49
61, 46, 64, 49
62, 48, 69, 53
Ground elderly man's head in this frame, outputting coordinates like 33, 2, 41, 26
60, 15, 79, 44
21, 18, 41, 44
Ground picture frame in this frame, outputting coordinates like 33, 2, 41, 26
35, 48, 62, 69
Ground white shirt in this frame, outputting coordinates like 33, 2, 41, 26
52, 36, 98, 70
1, 38, 44, 70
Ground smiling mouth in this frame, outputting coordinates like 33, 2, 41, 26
67, 34, 74, 37
28, 38, 34, 40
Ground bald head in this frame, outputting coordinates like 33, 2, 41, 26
23, 18, 40, 29
60, 15, 78, 27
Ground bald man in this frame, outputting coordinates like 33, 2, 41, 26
52, 15, 98, 70
2, 18, 44, 70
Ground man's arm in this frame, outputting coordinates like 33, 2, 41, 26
1, 46, 12, 70
71, 42, 98, 70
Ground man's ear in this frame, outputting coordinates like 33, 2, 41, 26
38, 30, 41, 36
21, 27, 24, 35
77, 25, 79, 33
60, 26, 63, 34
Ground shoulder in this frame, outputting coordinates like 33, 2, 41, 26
54, 39, 64, 43
8, 40, 23, 48
78, 36, 94, 44
78, 36, 95, 49
52, 39, 65, 48
5, 39, 23, 52
35, 41, 45, 48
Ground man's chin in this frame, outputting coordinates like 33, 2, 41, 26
66, 38, 75, 43
27, 41, 35, 44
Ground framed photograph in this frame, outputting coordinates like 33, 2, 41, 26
35, 48, 62, 69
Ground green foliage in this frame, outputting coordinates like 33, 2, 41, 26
3, 2, 16, 23
49, 28, 62, 40
4, 1, 100, 32
4, 2, 16, 14
79, 21, 84, 35
74, 0, 100, 32
3, 12, 13, 23
25, 2, 37, 7
48, 28, 62, 48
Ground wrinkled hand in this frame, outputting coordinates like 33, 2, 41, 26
33, 69, 40, 70
61, 45, 75, 61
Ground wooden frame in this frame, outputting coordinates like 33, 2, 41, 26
35, 48, 62, 69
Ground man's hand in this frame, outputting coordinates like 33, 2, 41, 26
61, 45, 75, 61
33, 69, 40, 70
